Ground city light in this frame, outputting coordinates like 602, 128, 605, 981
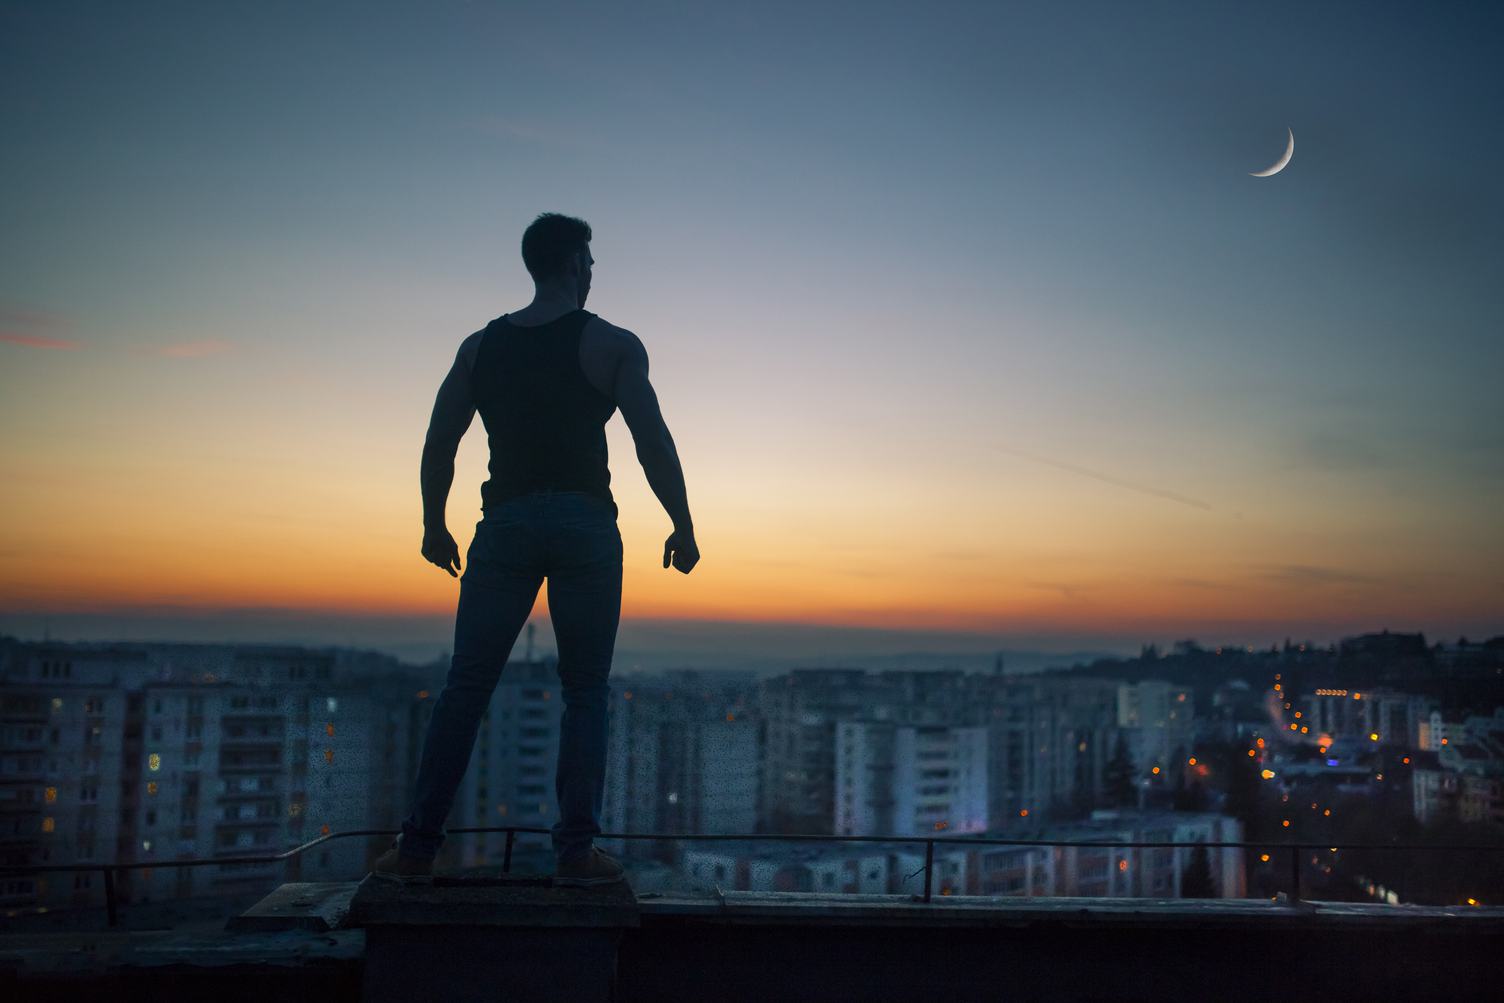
1151, 766, 1161, 775
1187, 757, 1197, 766
1282, 820, 1291, 828
44, 787, 56, 803
148, 753, 161, 772
1370, 733, 1380, 742
1260, 854, 1270, 862
1261, 770, 1276, 780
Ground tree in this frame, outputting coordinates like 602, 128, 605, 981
1181, 842, 1217, 898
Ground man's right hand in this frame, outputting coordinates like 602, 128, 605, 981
422, 525, 462, 578
663, 529, 699, 574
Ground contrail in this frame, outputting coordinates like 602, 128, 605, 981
996, 445, 1213, 512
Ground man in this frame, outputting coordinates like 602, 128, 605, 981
374, 212, 698, 886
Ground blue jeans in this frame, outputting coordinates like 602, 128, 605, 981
399, 489, 623, 864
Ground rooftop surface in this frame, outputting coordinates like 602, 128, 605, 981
4, 880, 1500, 1002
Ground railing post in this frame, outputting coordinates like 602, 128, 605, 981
922, 840, 934, 903
1290, 846, 1301, 903
503, 829, 515, 873
103, 868, 118, 928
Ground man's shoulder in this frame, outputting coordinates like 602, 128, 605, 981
583, 314, 645, 359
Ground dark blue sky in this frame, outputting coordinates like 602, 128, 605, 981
3, 2, 1500, 662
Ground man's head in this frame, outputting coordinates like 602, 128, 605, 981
521, 212, 593, 307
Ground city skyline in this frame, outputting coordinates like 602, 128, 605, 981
4, 2, 1501, 654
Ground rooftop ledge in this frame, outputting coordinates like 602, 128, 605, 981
4, 879, 1501, 1002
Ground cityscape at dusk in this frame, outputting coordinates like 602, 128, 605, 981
2, 1, 1501, 999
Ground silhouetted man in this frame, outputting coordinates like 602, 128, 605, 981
374, 212, 698, 886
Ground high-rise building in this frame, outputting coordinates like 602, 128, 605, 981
834, 722, 988, 836
0, 639, 436, 916
756, 669, 874, 833
602, 673, 759, 860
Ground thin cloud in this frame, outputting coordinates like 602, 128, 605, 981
1257, 565, 1376, 588
1, 332, 80, 350
996, 444, 1213, 512
159, 339, 233, 358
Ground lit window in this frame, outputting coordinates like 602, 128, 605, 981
142, 840, 152, 852
42, 817, 55, 833
325, 722, 335, 737
288, 803, 303, 817
324, 748, 334, 764
147, 782, 158, 795
51, 698, 62, 711
1118, 859, 1128, 872
148, 753, 161, 772
326, 698, 338, 713
44, 787, 57, 803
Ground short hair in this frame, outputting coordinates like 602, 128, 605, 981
521, 212, 592, 282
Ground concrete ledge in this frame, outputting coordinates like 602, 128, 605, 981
228, 881, 357, 933
346, 872, 639, 928
636, 891, 1504, 931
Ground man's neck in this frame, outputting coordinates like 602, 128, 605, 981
527, 287, 580, 313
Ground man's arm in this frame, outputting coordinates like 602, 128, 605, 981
612, 329, 699, 574
419, 334, 480, 577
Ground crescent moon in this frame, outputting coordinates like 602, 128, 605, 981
1250, 128, 1294, 177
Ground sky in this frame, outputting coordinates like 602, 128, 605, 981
2, 1, 1501, 665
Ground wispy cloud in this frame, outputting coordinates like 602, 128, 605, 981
1, 304, 77, 350
158, 339, 233, 358
1, 332, 80, 350
996, 444, 1213, 511
1256, 565, 1376, 588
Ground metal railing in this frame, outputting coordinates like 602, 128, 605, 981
3, 826, 1500, 927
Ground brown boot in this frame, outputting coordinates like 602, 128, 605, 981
371, 840, 434, 883
554, 847, 625, 888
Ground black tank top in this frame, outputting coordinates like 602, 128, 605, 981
471, 309, 618, 515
